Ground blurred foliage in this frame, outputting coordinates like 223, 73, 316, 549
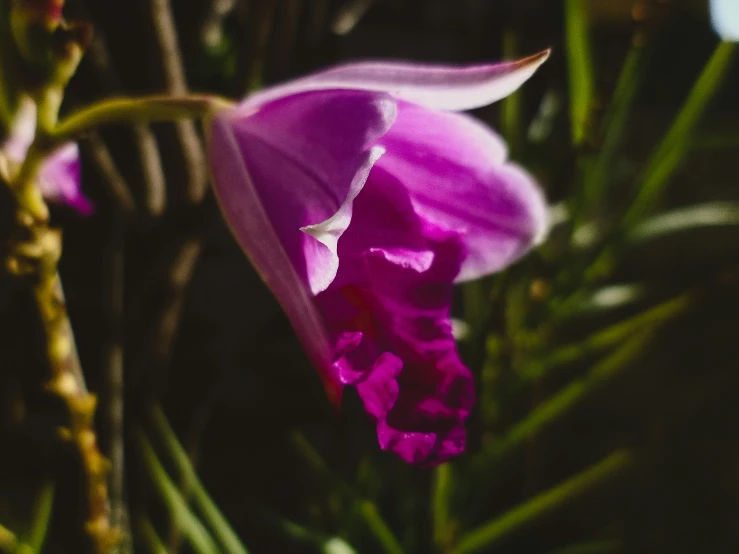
2, 0, 739, 553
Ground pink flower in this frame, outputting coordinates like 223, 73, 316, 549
1, 98, 92, 214
207, 52, 549, 464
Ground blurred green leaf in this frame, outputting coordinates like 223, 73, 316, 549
456, 450, 635, 554
137, 430, 220, 554
150, 406, 251, 554
565, 0, 595, 146
575, 284, 647, 313
521, 293, 691, 381
432, 463, 454, 549
24, 481, 54, 554
261, 510, 359, 554
485, 331, 654, 464
579, 41, 647, 223
501, 30, 523, 156
623, 42, 736, 228
137, 516, 171, 554
291, 432, 404, 554
0, 523, 18, 551
627, 202, 739, 242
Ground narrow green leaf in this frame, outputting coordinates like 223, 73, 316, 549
487, 331, 653, 463
432, 464, 453, 549
0, 523, 18, 551
501, 30, 523, 156
579, 42, 647, 221
137, 430, 220, 554
357, 502, 404, 554
25, 481, 54, 554
291, 432, 404, 554
455, 451, 635, 554
137, 516, 171, 554
623, 42, 736, 227
521, 293, 691, 381
628, 202, 739, 242
150, 406, 251, 554
565, 0, 595, 146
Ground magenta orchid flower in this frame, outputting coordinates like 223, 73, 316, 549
1, 98, 92, 214
208, 51, 550, 464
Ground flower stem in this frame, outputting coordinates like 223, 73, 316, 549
49, 94, 233, 144
5, 181, 115, 552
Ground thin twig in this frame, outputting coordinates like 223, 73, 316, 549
146, 0, 208, 204
104, 216, 131, 553
83, 133, 136, 215
85, 33, 168, 216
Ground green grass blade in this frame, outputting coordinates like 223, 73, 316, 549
432, 463, 453, 549
579, 42, 646, 221
137, 516, 171, 554
565, 0, 595, 146
357, 502, 404, 554
150, 406, 250, 554
0, 524, 18, 551
628, 202, 739, 242
291, 432, 404, 554
137, 430, 220, 554
26, 481, 54, 554
623, 41, 736, 228
521, 293, 691, 381
455, 451, 635, 554
486, 331, 653, 464
501, 30, 523, 156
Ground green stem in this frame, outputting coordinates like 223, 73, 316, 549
49, 94, 233, 144
455, 450, 635, 554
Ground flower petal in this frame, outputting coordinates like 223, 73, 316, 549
215, 89, 396, 295
377, 101, 548, 282
246, 50, 550, 112
318, 170, 474, 464
208, 114, 341, 403
38, 143, 94, 215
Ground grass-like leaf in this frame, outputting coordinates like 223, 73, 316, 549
623, 42, 736, 228
565, 0, 595, 146
137, 430, 220, 554
455, 450, 635, 554
150, 405, 251, 554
